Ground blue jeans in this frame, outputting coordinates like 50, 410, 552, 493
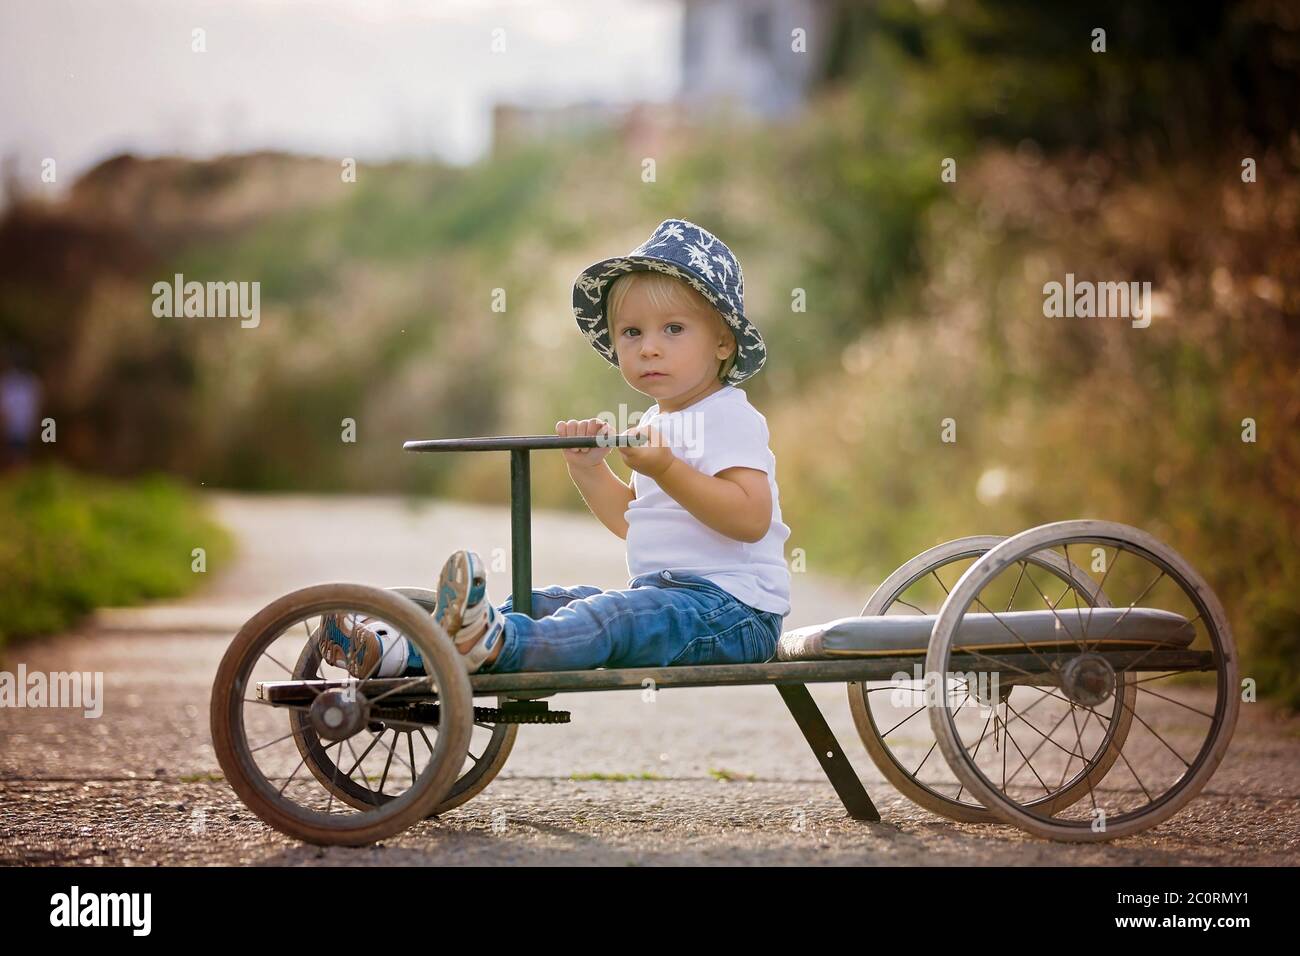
481, 570, 785, 673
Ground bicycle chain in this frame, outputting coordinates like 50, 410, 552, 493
369, 703, 571, 725
473, 706, 571, 725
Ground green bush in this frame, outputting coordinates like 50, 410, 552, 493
0, 465, 232, 647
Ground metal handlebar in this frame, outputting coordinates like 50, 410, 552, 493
403, 434, 648, 453
401, 432, 648, 616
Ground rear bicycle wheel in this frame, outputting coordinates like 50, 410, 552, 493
927, 521, 1238, 841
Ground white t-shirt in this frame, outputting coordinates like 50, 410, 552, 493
624, 384, 792, 616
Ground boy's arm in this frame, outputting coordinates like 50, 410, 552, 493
567, 460, 636, 539
652, 461, 772, 544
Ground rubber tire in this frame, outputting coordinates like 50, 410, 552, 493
211, 583, 473, 846
927, 520, 1239, 842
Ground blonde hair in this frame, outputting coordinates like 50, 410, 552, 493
607, 271, 737, 382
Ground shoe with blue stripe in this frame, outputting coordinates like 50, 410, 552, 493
434, 550, 488, 634
317, 612, 417, 678
435, 550, 503, 673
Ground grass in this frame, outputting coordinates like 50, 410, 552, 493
708, 768, 757, 782
179, 772, 225, 784
0, 464, 233, 649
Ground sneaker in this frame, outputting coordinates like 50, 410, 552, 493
434, 550, 504, 673
451, 602, 505, 674
434, 550, 488, 634
317, 612, 414, 679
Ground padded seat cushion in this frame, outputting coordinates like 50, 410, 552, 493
776, 608, 1195, 661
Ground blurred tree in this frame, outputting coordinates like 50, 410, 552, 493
822, 0, 1300, 156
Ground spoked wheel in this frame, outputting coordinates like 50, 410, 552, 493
927, 520, 1239, 841
210, 583, 473, 845
291, 587, 517, 816
848, 536, 1133, 823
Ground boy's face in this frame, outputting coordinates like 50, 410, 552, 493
610, 279, 735, 406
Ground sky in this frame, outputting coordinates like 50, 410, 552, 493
0, 0, 682, 188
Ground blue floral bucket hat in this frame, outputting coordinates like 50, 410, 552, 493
571, 218, 767, 385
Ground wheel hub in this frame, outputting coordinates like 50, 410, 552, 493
1059, 653, 1115, 707
309, 687, 370, 740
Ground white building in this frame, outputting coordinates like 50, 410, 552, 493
680, 0, 833, 118
490, 0, 834, 154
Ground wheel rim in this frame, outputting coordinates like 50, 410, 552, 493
211, 584, 472, 843
926, 521, 1239, 841
849, 536, 1130, 823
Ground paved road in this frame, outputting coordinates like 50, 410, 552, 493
2, 493, 1297, 865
